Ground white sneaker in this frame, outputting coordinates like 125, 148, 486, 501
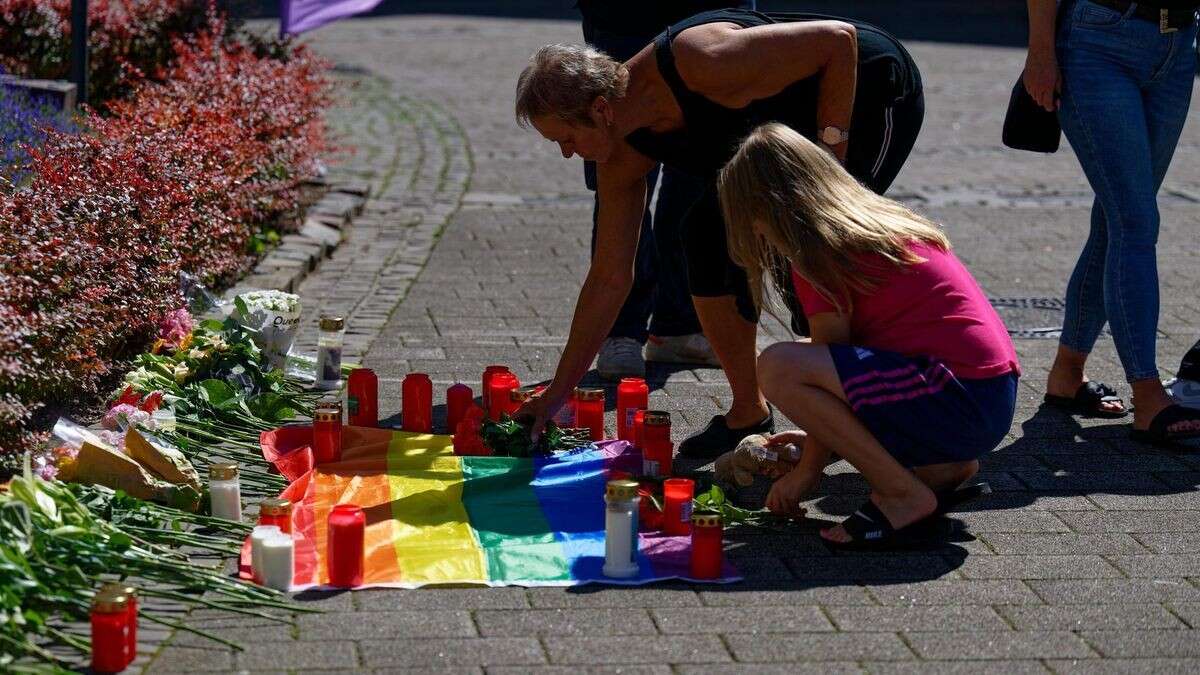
644, 333, 721, 367
597, 337, 646, 380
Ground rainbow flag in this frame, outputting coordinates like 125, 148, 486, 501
247, 426, 740, 589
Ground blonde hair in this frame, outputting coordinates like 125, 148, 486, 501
515, 44, 629, 128
717, 123, 949, 315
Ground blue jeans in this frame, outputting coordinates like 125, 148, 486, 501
583, 26, 706, 342
1056, 0, 1197, 382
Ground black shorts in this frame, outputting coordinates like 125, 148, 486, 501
682, 89, 925, 326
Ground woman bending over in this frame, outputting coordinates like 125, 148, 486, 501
718, 123, 1020, 546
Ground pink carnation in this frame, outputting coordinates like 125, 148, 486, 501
158, 307, 194, 348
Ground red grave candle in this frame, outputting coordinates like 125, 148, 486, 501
643, 410, 671, 444
574, 387, 605, 441
346, 368, 378, 427
488, 372, 520, 421
402, 373, 433, 432
312, 409, 342, 464
690, 513, 723, 579
258, 498, 293, 534
98, 583, 137, 668
616, 378, 649, 441
481, 365, 510, 411
90, 593, 131, 673
642, 439, 673, 478
327, 504, 366, 587
663, 478, 695, 536
446, 383, 473, 433
632, 410, 646, 449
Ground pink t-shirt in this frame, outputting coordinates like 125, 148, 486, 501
790, 241, 1021, 380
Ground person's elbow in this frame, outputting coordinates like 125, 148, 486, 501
827, 22, 856, 54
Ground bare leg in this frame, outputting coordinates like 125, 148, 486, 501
1046, 345, 1125, 414
692, 295, 769, 427
757, 343, 936, 543
913, 460, 979, 492
1131, 377, 1175, 431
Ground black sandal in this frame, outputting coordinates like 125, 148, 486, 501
823, 501, 949, 551
933, 482, 992, 517
1044, 382, 1128, 418
1130, 404, 1200, 447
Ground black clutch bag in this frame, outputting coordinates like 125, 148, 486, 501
1002, 78, 1061, 153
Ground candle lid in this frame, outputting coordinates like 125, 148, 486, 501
605, 479, 640, 500
643, 410, 671, 426
252, 524, 283, 536
691, 513, 722, 528
484, 365, 510, 373
404, 372, 432, 382
319, 316, 345, 331
209, 463, 238, 480
97, 582, 136, 600
92, 593, 129, 613
510, 385, 538, 402
316, 397, 342, 411
314, 410, 340, 423
575, 387, 604, 401
619, 377, 646, 386
260, 498, 292, 516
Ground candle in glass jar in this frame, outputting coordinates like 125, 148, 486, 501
402, 373, 433, 432
90, 592, 131, 673
690, 513, 723, 580
602, 479, 640, 578
251, 524, 283, 583
481, 365, 510, 411
258, 498, 292, 533
98, 583, 136, 666
446, 383, 473, 432
642, 440, 673, 478
260, 532, 294, 591
633, 409, 646, 449
616, 378, 648, 441
328, 504, 366, 587
663, 478, 695, 536
487, 372, 520, 421
346, 368, 378, 427
316, 316, 346, 390
209, 463, 241, 521
643, 410, 671, 444
312, 409, 342, 464
575, 387, 605, 441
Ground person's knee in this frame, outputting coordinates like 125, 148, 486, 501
757, 342, 810, 399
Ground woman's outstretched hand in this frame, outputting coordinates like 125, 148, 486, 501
765, 464, 821, 517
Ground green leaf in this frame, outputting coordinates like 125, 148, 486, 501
198, 379, 236, 405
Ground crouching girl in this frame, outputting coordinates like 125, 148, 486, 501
717, 123, 1020, 547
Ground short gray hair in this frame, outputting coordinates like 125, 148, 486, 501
515, 44, 629, 128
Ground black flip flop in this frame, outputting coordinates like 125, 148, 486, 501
933, 482, 992, 517
1130, 404, 1200, 447
823, 501, 950, 551
1044, 381, 1128, 418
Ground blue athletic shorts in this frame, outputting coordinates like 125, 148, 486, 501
827, 344, 1018, 468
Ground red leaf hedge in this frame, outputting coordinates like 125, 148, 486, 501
0, 21, 332, 456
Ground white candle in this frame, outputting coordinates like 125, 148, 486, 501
209, 463, 242, 521
250, 525, 282, 583
602, 480, 640, 579
260, 533, 294, 592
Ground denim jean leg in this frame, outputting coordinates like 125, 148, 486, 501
646, 165, 703, 337
1059, 198, 1109, 354
1056, 10, 1191, 382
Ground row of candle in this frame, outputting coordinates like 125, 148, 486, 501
603, 478, 723, 580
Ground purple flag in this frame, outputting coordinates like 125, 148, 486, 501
281, 0, 383, 35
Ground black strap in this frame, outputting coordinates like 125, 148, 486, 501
653, 31, 701, 111
1149, 404, 1200, 437
840, 501, 896, 542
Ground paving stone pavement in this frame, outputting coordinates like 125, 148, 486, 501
143, 7, 1200, 673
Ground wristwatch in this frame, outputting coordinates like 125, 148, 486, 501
819, 125, 849, 146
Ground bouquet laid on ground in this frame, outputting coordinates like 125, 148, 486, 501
233, 290, 302, 369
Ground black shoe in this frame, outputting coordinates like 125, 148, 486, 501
678, 407, 775, 460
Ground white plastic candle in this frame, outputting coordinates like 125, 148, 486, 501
209, 463, 241, 522
250, 525, 282, 583
602, 479, 640, 579
260, 532, 294, 592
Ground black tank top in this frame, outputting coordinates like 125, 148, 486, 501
625, 9, 920, 180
